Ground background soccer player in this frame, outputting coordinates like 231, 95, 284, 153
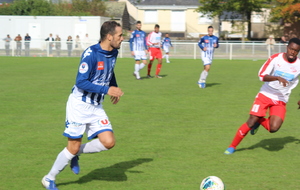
162, 33, 173, 63
224, 38, 300, 155
197, 26, 219, 88
147, 24, 163, 78
42, 21, 124, 190
129, 21, 148, 80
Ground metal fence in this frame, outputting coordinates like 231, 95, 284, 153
0, 40, 290, 60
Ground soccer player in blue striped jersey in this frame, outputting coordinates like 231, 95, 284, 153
197, 26, 219, 88
129, 21, 148, 80
42, 21, 124, 190
162, 33, 173, 63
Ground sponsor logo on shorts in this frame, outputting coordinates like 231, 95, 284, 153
100, 119, 109, 125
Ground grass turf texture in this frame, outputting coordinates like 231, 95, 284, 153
1, 57, 300, 190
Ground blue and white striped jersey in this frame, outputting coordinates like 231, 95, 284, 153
198, 35, 219, 59
129, 30, 148, 51
162, 37, 173, 48
72, 43, 118, 105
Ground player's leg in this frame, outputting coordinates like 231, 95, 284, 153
148, 48, 154, 77
198, 63, 210, 88
42, 138, 81, 190
133, 56, 141, 79
165, 52, 170, 63
155, 49, 163, 78
224, 94, 268, 154
138, 51, 147, 74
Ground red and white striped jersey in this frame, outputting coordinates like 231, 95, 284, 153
258, 53, 300, 103
147, 31, 162, 48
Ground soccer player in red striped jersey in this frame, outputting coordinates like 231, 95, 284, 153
224, 38, 300, 155
147, 24, 163, 78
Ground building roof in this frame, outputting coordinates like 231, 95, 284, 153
130, 0, 200, 6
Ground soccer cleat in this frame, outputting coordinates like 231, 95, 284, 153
155, 75, 162, 78
70, 155, 80, 175
133, 72, 141, 80
250, 122, 260, 135
197, 81, 206, 88
224, 147, 235, 155
147, 75, 153, 78
41, 176, 59, 190
166, 61, 170, 63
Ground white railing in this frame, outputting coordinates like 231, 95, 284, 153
0, 40, 290, 60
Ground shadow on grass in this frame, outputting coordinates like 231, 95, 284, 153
57, 158, 153, 187
140, 74, 168, 79
206, 83, 221, 87
236, 136, 300, 152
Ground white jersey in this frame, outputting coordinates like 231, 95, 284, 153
147, 31, 162, 48
258, 53, 300, 103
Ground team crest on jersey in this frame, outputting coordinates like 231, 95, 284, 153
205, 40, 209, 43
79, 62, 89, 73
290, 67, 297, 73
97, 61, 104, 70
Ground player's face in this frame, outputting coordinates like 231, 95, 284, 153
154, 27, 159, 33
286, 42, 300, 63
165, 34, 169, 38
136, 23, 142, 30
110, 26, 124, 49
208, 28, 213, 36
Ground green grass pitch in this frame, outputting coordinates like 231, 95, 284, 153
1, 57, 300, 189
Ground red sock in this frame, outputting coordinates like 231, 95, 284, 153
229, 123, 251, 148
156, 64, 162, 75
148, 63, 152, 75
258, 117, 270, 131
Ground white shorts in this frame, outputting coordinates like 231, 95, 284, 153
163, 46, 170, 53
201, 51, 213, 65
134, 51, 147, 60
63, 94, 113, 140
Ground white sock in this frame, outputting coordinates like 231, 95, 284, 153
199, 70, 208, 82
134, 64, 140, 73
139, 63, 145, 70
166, 55, 169, 61
47, 147, 75, 180
77, 139, 108, 155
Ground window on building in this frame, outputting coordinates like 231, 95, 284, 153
198, 13, 213, 24
144, 10, 158, 23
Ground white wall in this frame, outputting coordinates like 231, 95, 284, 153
0, 15, 110, 49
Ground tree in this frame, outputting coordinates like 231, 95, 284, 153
197, 0, 272, 40
7, 0, 54, 16
270, 0, 300, 23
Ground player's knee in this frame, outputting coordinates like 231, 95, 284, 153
269, 124, 281, 133
100, 138, 115, 149
67, 145, 80, 155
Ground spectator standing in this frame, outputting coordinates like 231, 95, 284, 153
14, 34, 22, 56
45, 33, 55, 56
83, 33, 90, 49
74, 35, 82, 56
66, 36, 73, 57
24, 33, 31, 57
3, 34, 12, 56
265, 35, 276, 52
55, 35, 61, 57
280, 36, 288, 45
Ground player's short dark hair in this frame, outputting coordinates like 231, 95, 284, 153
208, 26, 213, 29
288, 38, 300, 46
136, 20, 141, 24
100, 21, 121, 41
155, 24, 160, 28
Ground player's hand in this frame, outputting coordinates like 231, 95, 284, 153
107, 87, 124, 104
131, 51, 135, 56
203, 47, 207, 51
213, 43, 217, 47
277, 77, 289, 87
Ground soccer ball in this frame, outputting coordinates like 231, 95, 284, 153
200, 176, 225, 190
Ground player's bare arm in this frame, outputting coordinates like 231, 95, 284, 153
131, 51, 135, 56
108, 86, 124, 104
263, 75, 289, 87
